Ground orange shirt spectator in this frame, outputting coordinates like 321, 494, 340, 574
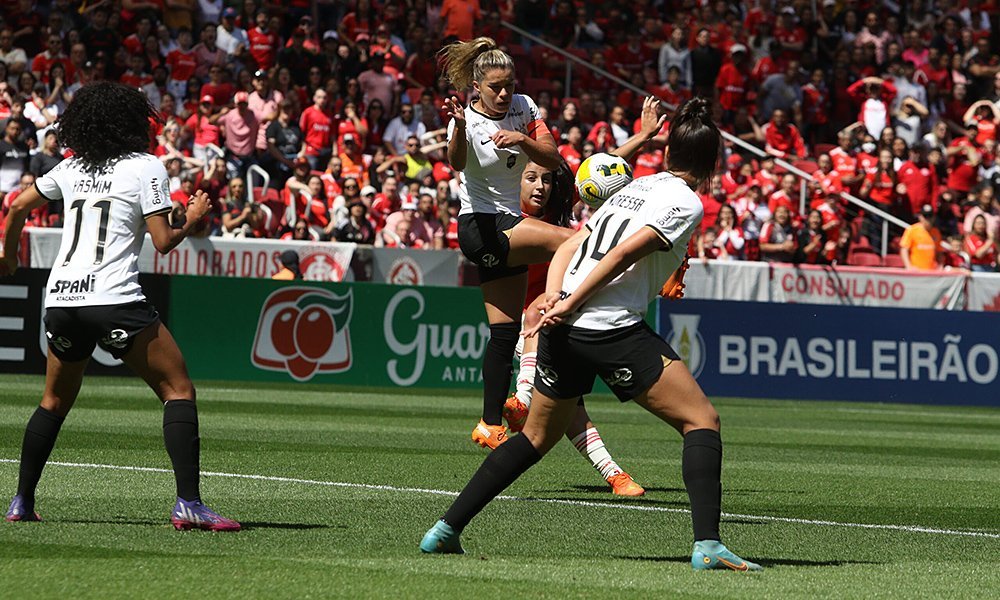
440, 0, 481, 41
901, 207, 943, 270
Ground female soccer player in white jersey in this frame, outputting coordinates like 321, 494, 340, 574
439, 38, 569, 450
0, 82, 240, 531
421, 98, 762, 571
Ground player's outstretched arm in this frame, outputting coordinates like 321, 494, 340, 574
612, 96, 667, 162
0, 184, 48, 276
146, 190, 213, 254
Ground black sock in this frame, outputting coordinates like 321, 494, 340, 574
442, 434, 542, 530
163, 400, 201, 502
682, 428, 723, 542
481, 322, 519, 425
16, 407, 65, 507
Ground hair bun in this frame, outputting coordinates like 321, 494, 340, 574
676, 97, 713, 124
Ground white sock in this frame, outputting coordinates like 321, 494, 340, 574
514, 351, 535, 407
571, 427, 622, 480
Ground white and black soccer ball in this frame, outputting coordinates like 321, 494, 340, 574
575, 153, 634, 209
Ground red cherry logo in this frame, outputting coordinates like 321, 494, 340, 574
295, 306, 334, 361
271, 306, 299, 357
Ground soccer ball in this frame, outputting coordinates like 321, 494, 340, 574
575, 153, 634, 209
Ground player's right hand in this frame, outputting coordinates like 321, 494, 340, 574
186, 190, 212, 221
639, 96, 667, 138
443, 96, 465, 125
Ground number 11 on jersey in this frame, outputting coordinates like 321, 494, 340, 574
63, 197, 112, 266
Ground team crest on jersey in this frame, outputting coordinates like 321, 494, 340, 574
506, 155, 517, 169
665, 314, 706, 378
251, 287, 353, 381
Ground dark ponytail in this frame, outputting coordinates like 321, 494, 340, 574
544, 161, 575, 227
666, 97, 721, 186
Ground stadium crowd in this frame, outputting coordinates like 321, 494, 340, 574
0, 0, 999, 272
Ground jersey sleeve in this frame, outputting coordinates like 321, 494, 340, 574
139, 157, 173, 218
519, 94, 550, 140
34, 167, 63, 201
645, 195, 704, 250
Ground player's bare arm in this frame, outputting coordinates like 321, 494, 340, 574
146, 189, 213, 254
0, 184, 49, 276
492, 129, 561, 169
528, 227, 666, 336
612, 96, 667, 162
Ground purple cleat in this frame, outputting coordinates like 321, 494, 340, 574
171, 498, 241, 532
5, 495, 42, 522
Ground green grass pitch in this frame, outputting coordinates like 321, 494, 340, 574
1, 374, 998, 598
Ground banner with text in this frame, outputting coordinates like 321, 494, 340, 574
658, 299, 999, 405
169, 276, 489, 388
29, 229, 356, 281
966, 272, 1000, 312
679, 259, 969, 309
363, 247, 460, 286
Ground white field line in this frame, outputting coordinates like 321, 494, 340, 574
1, 458, 998, 540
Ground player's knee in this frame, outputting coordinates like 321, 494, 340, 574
158, 377, 196, 402
39, 395, 72, 418
523, 305, 542, 329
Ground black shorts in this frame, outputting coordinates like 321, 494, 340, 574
457, 212, 528, 283
43, 301, 160, 362
535, 321, 681, 402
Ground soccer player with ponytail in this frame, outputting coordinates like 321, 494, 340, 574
438, 37, 569, 449
422, 98, 762, 572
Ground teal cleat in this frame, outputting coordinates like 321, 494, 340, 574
691, 540, 763, 572
420, 520, 465, 554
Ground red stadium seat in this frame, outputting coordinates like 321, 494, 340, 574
814, 143, 837, 157
848, 252, 882, 267
793, 159, 818, 173
882, 254, 905, 268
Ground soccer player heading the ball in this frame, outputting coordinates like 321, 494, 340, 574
438, 37, 570, 450
422, 97, 762, 572
0, 82, 240, 531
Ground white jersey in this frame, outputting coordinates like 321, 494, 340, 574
447, 94, 545, 216
561, 172, 703, 330
37, 153, 172, 308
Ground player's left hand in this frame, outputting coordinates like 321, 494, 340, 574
639, 96, 667, 138
186, 190, 212, 221
524, 298, 572, 337
491, 129, 524, 148
0, 251, 16, 277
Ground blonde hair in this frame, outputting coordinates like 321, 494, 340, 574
439, 37, 515, 91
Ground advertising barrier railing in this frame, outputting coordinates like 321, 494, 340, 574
27, 229, 459, 286
659, 299, 999, 405
3, 270, 997, 405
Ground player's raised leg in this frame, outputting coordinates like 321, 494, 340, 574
122, 321, 240, 532
565, 403, 645, 497
633, 360, 760, 571
422, 391, 577, 553
6, 350, 88, 522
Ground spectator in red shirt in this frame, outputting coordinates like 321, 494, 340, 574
947, 123, 982, 194
965, 214, 998, 272
715, 44, 751, 124
760, 108, 806, 158
801, 67, 831, 148
247, 11, 278, 71
713, 203, 746, 260
199, 64, 235, 108
810, 153, 843, 205
768, 173, 799, 219
897, 142, 937, 217
185, 96, 222, 163
166, 28, 198, 101
300, 88, 334, 170
31, 32, 72, 85
774, 7, 806, 63
558, 125, 583, 174
962, 100, 1000, 146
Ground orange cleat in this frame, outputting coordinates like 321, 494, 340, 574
471, 420, 509, 450
607, 472, 645, 497
502, 395, 530, 433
